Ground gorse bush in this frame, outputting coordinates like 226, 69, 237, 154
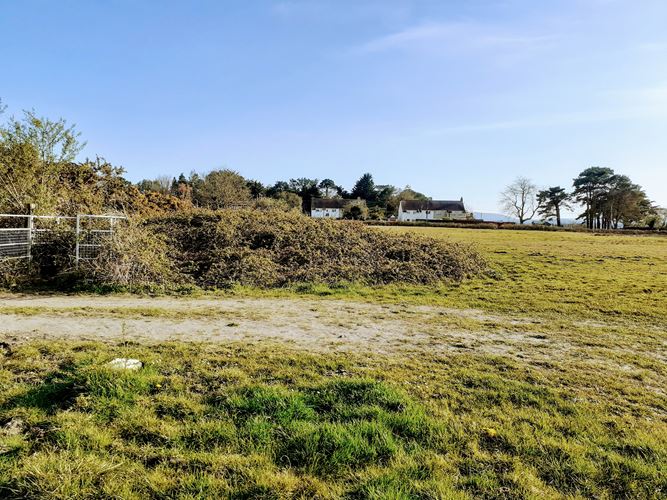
0, 210, 485, 290
79, 220, 184, 291
143, 210, 486, 288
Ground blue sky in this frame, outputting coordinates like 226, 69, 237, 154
1, 0, 666, 213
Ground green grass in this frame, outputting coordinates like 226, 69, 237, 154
383, 227, 667, 319
213, 228, 667, 325
1, 228, 666, 498
1, 341, 665, 499
7, 227, 665, 326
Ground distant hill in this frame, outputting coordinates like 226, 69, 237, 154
474, 212, 580, 226
473, 212, 516, 223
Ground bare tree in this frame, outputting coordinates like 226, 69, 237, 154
155, 175, 172, 193
500, 177, 539, 224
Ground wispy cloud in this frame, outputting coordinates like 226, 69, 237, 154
426, 102, 667, 135
356, 22, 558, 55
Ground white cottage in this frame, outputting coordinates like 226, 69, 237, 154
310, 199, 350, 219
310, 198, 368, 219
398, 199, 471, 222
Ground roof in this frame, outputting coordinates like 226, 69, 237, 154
311, 198, 366, 209
400, 200, 466, 212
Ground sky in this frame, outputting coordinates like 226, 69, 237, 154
1, 0, 666, 213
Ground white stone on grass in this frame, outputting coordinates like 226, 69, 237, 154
107, 358, 143, 370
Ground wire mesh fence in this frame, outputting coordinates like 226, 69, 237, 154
0, 215, 33, 260
0, 228, 31, 259
76, 215, 125, 261
0, 214, 125, 263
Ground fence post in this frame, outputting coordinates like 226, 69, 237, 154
26, 204, 35, 262
27, 215, 33, 261
75, 214, 80, 265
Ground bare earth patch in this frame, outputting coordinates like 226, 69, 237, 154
1, 294, 660, 374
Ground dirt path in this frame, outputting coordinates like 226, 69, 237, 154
0, 294, 648, 368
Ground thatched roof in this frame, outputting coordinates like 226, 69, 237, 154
400, 200, 466, 212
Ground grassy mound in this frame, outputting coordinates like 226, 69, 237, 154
142, 210, 485, 288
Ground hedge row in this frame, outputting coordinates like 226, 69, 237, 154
367, 220, 667, 234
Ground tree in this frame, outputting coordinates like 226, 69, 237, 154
537, 186, 571, 226
254, 191, 302, 212
572, 167, 653, 229
0, 111, 86, 213
374, 184, 395, 204
343, 199, 369, 220
386, 185, 428, 216
644, 208, 667, 229
318, 179, 337, 198
246, 179, 266, 199
604, 175, 653, 228
192, 169, 251, 209
0, 107, 185, 216
500, 177, 539, 224
277, 191, 303, 211
2, 110, 85, 165
137, 175, 171, 194
56, 157, 131, 214
288, 178, 320, 213
351, 173, 376, 202
572, 167, 615, 229
170, 173, 193, 202
266, 181, 290, 198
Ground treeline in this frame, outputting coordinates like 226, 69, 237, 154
1, 104, 663, 228
136, 171, 429, 219
572, 167, 655, 229
0, 103, 427, 218
0, 107, 185, 216
501, 169, 661, 229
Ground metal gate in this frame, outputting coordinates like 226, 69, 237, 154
0, 213, 125, 263
75, 215, 125, 262
0, 215, 33, 259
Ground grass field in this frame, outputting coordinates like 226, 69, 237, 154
385, 227, 667, 320
1, 228, 666, 498
233, 227, 667, 323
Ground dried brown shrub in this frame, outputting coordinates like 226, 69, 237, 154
0, 259, 32, 289
144, 210, 486, 288
81, 220, 185, 289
